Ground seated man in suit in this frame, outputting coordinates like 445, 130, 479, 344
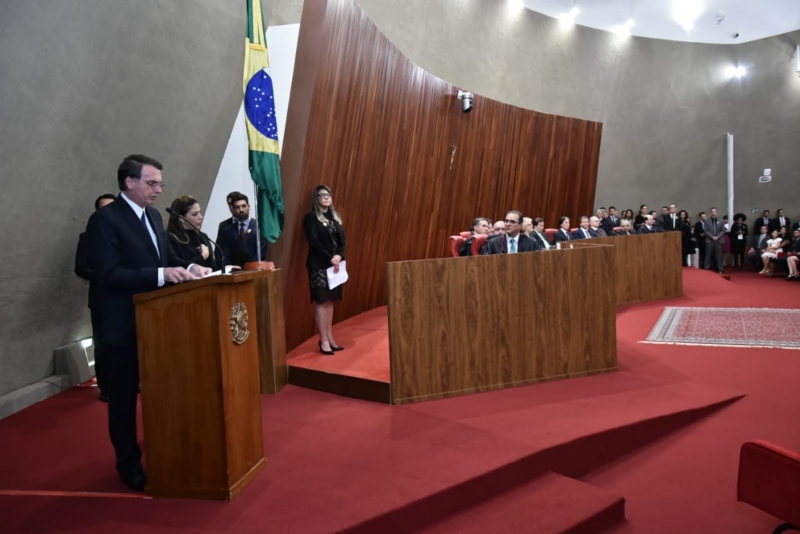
613, 220, 634, 236
554, 216, 572, 244
637, 214, 656, 234
652, 209, 666, 232
572, 216, 594, 239
530, 218, 552, 250
589, 216, 606, 237
492, 220, 506, 236
459, 217, 491, 256
748, 225, 771, 271
217, 192, 269, 268
481, 211, 540, 254
216, 191, 242, 242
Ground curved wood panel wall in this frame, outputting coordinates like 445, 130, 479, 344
277, 0, 604, 350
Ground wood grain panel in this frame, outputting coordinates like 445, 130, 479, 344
386, 247, 617, 404
278, 0, 604, 350
254, 269, 288, 394
566, 233, 683, 305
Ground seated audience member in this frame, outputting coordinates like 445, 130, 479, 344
521, 217, 534, 237
752, 210, 771, 236
748, 225, 770, 272
621, 209, 634, 226
530, 218, 552, 249
216, 192, 268, 268
492, 220, 506, 236
694, 212, 708, 269
613, 220, 634, 236
759, 229, 783, 277
167, 195, 222, 270
637, 215, 656, 234
554, 216, 572, 244
634, 205, 648, 229
777, 228, 800, 280
768, 208, 791, 233
480, 211, 540, 254
572, 216, 594, 239
596, 208, 613, 236
590, 216, 606, 237
459, 217, 491, 256
653, 209, 666, 232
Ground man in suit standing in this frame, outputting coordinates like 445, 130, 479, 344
530, 218, 552, 249
481, 211, 541, 254
693, 212, 707, 269
753, 210, 771, 236
703, 207, 726, 273
87, 155, 211, 491
217, 192, 269, 268
597, 208, 614, 236
637, 215, 656, 234
216, 191, 242, 243
554, 216, 572, 244
75, 194, 116, 402
769, 208, 791, 234
661, 204, 679, 232
607, 206, 620, 229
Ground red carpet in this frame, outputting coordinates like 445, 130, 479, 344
1, 268, 799, 533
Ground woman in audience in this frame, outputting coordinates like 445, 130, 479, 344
678, 210, 694, 266
621, 209, 634, 226
166, 195, 221, 270
521, 217, 534, 237
729, 213, 749, 271
303, 185, 346, 355
759, 229, 783, 276
785, 229, 800, 280
634, 205, 648, 229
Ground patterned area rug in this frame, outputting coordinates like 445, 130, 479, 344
644, 307, 800, 350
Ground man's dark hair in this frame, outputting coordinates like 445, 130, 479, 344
608, 206, 616, 211
558, 216, 569, 226
226, 191, 242, 204
662, 205, 669, 210
579, 215, 589, 223
506, 211, 523, 223
117, 154, 163, 191
472, 217, 489, 228
533, 217, 544, 226
94, 193, 116, 210
229, 192, 249, 205
698, 211, 706, 217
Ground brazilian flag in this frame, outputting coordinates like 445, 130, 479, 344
244, 0, 284, 243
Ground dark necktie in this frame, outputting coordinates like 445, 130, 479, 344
239, 222, 245, 243
140, 212, 147, 228
712, 219, 717, 234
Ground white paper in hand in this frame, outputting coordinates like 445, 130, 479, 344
327, 260, 348, 289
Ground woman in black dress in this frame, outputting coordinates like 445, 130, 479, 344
678, 210, 694, 266
729, 213, 748, 271
303, 185, 346, 355
166, 195, 221, 270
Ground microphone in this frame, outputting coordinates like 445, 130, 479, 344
166, 208, 226, 272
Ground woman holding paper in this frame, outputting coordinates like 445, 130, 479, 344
303, 185, 347, 355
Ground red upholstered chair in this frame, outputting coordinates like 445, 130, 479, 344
449, 236, 465, 258
471, 234, 488, 256
459, 231, 472, 239
737, 440, 800, 533
545, 229, 557, 243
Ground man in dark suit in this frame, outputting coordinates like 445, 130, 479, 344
572, 216, 595, 239
216, 191, 242, 242
607, 206, 620, 229
661, 203, 679, 232
768, 209, 791, 234
75, 193, 116, 402
753, 210, 771, 236
459, 217, 491, 256
598, 208, 614, 236
86, 155, 210, 491
589, 216, 607, 237
217, 192, 269, 268
530, 218, 552, 250
703, 207, 726, 273
481, 211, 541, 254
613, 220, 634, 236
653, 208, 668, 232
554, 216, 572, 244
637, 215, 656, 234
693, 212, 707, 269
748, 225, 771, 271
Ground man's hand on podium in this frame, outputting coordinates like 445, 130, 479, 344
165, 267, 195, 284
189, 265, 213, 278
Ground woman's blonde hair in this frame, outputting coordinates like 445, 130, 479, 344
312, 185, 342, 225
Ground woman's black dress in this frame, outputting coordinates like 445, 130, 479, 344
679, 220, 694, 258
729, 222, 749, 254
167, 230, 221, 270
303, 210, 346, 303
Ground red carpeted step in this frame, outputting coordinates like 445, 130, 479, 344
418, 471, 625, 534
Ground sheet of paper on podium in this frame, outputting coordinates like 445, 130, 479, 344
327, 260, 349, 289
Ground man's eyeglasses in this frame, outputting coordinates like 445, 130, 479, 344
136, 178, 165, 190
504, 219, 519, 225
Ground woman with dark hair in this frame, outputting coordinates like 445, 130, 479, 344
729, 213, 748, 270
303, 185, 346, 355
634, 205, 648, 229
166, 195, 221, 270
678, 210, 694, 266
621, 209, 634, 226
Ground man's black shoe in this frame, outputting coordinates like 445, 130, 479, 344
120, 469, 147, 492
99, 392, 109, 402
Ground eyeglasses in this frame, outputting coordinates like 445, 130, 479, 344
136, 178, 165, 190
504, 219, 519, 225
317, 193, 331, 198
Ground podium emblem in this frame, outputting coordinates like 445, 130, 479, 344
230, 301, 250, 345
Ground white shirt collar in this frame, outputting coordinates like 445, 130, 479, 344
120, 192, 145, 218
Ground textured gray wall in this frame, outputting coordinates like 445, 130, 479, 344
1, 0, 798, 395
0, 0, 245, 396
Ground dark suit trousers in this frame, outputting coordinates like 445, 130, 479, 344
705, 239, 723, 270
107, 343, 142, 475
90, 307, 109, 395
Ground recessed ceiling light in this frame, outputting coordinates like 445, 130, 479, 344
674, 0, 703, 33
613, 19, 634, 37
725, 65, 747, 78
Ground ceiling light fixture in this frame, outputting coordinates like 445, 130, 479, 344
558, 7, 580, 25
612, 19, 634, 37
725, 65, 746, 78
673, 0, 703, 32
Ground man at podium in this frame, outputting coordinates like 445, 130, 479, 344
86, 154, 211, 491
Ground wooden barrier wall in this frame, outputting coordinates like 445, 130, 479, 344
277, 0, 604, 350
567, 232, 682, 305
386, 246, 617, 404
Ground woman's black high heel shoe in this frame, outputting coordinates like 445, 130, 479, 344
330, 345, 345, 352
318, 341, 335, 355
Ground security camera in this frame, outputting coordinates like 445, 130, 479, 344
457, 90, 473, 113
732, 32, 739, 38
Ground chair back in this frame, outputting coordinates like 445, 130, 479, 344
449, 236, 465, 258
471, 234, 489, 256
459, 231, 472, 239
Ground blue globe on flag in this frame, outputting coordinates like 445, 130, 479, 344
244, 68, 279, 141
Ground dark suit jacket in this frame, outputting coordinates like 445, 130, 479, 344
752, 217, 771, 235
751, 232, 770, 251
600, 218, 615, 236
571, 228, 597, 240
459, 234, 475, 256
168, 231, 222, 270
530, 231, 552, 249
554, 228, 572, 243
74, 232, 96, 308
661, 213, 680, 232
217, 218, 269, 268
637, 225, 655, 234
86, 198, 185, 347
613, 229, 634, 236
480, 234, 540, 254
693, 221, 706, 245
303, 211, 346, 269
216, 217, 235, 243
769, 216, 791, 233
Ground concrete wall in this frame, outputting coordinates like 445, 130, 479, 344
1, 0, 797, 395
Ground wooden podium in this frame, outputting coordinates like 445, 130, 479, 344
133, 271, 267, 500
